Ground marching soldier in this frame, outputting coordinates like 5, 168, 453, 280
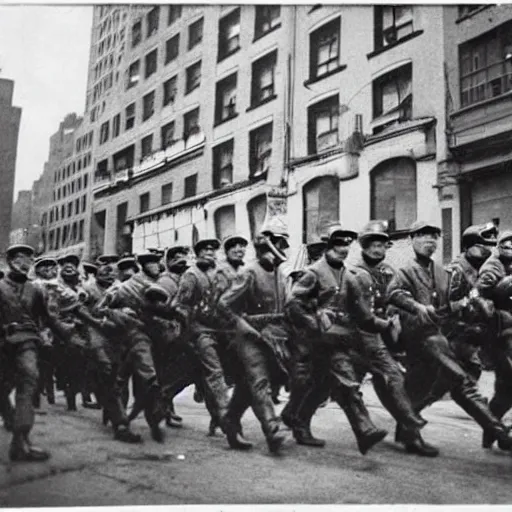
0, 244, 57, 461
172, 238, 232, 437
219, 223, 292, 453
475, 229, 512, 449
117, 255, 139, 283
388, 221, 512, 456
286, 225, 391, 456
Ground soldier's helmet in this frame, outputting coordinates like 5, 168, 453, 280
493, 275, 512, 311
222, 234, 248, 252
462, 223, 498, 249
256, 218, 290, 262
321, 224, 358, 247
358, 220, 390, 248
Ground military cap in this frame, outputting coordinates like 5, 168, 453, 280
6, 244, 35, 259
96, 254, 120, 265
409, 220, 441, 237
137, 251, 162, 265
194, 238, 221, 255
260, 217, 290, 240
359, 220, 390, 245
322, 224, 358, 244
498, 230, 512, 246
117, 255, 139, 271
34, 257, 58, 269
223, 234, 248, 252
462, 223, 498, 248
165, 246, 190, 261
57, 254, 80, 267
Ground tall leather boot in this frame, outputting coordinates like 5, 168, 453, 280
395, 423, 439, 457
333, 388, 387, 455
452, 379, 512, 451
292, 383, 328, 447
223, 383, 253, 450
483, 385, 512, 448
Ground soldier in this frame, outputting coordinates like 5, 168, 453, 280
475, 230, 512, 449
95, 251, 165, 443
172, 238, 232, 437
388, 220, 512, 456
117, 255, 140, 283
0, 244, 57, 461
286, 225, 391, 456
82, 261, 98, 285
219, 223, 293, 453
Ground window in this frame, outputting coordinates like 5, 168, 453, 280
254, 5, 280, 39
247, 194, 267, 238
84, 174, 88, 188
186, 60, 201, 94
168, 5, 182, 26
161, 182, 173, 205
163, 75, 177, 106
215, 73, 237, 124
309, 17, 340, 80
113, 113, 121, 138
307, 94, 339, 154
75, 199, 80, 215
374, 6, 413, 50
249, 122, 272, 179
78, 219, 84, 242
303, 176, 340, 243
67, 202, 73, 217
213, 139, 234, 189
371, 157, 417, 232
218, 8, 241, 61
141, 134, 153, 160
145, 49, 158, 79
183, 107, 200, 139
125, 102, 135, 130
372, 63, 412, 134
165, 34, 179, 64
161, 121, 176, 149
214, 205, 236, 241
131, 20, 141, 48
146, 6, 159, 38
251, 50, 277, 106
99, 121, 110, 144
127, 60, 140, 89
184, 174, 197, 198
142, 90, 155, 121
459, 21, 512, 107
114, 144, 135, 171
188, 17, 204, 50
139, 192, 150, 213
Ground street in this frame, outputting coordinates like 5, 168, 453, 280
0, 372, 511, 507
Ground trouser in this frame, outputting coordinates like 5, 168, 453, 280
402, 332, 508, 436
224, 330, 283, 440
352, 332, 422, 430
2, 341, 39, 435
486, 332, 512, 423
37, 345, 55, 404
192, 331, 230, 427
59, 341, 88, 409
105, 333, 160, 429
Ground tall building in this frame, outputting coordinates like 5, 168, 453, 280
444, 4, 512, 236
0, 78, 22, 257
9, 189, 32, 245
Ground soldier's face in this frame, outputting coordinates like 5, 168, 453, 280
119, 267, 137, 282
10, 252, 34, 275
226, 243, 246, 263
330, 240, 352, 260
363, 240, 387, 261
38, 264, 56, 280
143, 261, 161, 278
412, 232, 439, 258
198, 247, 216, 263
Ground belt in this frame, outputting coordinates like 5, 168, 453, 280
3, 322, 39, 336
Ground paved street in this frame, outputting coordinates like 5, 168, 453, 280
0, 372, 511, 507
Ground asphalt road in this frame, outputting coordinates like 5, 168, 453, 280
0, 372, 511, 506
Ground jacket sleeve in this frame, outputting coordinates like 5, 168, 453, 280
218, 270, 253, 324
347, 272, 389, 334
386, 268, 421, 314
285, 270, 320, 332
171, 272, 197, 326
476, 261, 502, 299
448, 267, 469, 313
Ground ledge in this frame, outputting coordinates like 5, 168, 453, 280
364, 117, 436, 147
213, 112, 239, 127
253, 23, 281, 43
450, 90, 512, 119
217, 45, 241, 63
246, 94, 277, 112
303, 64, 347, 87
455, 5, 492, 24
366, 30, 424, 60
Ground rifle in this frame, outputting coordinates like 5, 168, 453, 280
242, 313, 285, 330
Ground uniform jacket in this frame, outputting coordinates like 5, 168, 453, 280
476, 253, 508, 300
387, 255, 450, 335
286, 254, 388, 337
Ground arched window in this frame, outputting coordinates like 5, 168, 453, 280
214, 205, 236, 241
247, 194, 267, 239
371, 157, 416, 232
303, 176, 339, 243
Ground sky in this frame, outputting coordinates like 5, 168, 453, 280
0, 5, 93, 199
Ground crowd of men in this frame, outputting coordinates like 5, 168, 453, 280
1, 216, 512, 463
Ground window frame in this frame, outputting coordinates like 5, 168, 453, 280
125, 102, 136, 131
213, 138, 234, 189
249, 122, 273, 179
141, 134, 153, 161
254, 5, 281, 40
218, 8, 241, 62
215, 72, 238, 125
188, 17, 204, 50
250, 50, 277, 108
309, 17, 341, 81
144, 48, 158, 79
185, 60, 202, 94
307, 94, 340, 155
184, 174, 198, 198
142, 90, 155, 121
139, 192, 150, 213
163, 75, 178, 107
374, 6, 414, 51
165, 34, 180, 64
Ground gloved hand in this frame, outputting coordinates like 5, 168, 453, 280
416, 304, 438, 325
387, 314, 402, 344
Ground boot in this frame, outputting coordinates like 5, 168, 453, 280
482, 395, 512, 449
207, 418, 218, 436
166, 412, 183, 429
395, 424, 439, 457
9, 433, 50, 462
294, 425, 326, 447
66, 391, 77, 412
266, 425, 287, 454
114, 425, 142, 444
150, 424, 165, 443
224, 419, 253, 450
